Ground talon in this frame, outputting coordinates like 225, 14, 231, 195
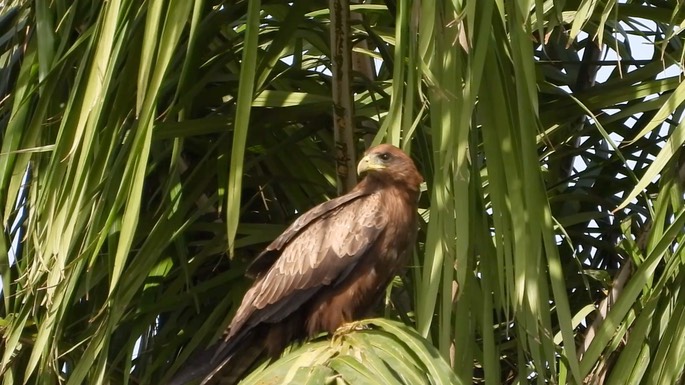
334, 320, 368, 337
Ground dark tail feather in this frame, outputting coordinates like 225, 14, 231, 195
166, 347, 221, 385
202, 336, 266, 385
167, 331, 266, 385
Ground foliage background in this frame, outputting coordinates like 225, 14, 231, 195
1, 1, 684, 384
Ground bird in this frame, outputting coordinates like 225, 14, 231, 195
168, 144, 423, 385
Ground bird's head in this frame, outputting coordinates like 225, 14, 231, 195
357, 144, 423, 190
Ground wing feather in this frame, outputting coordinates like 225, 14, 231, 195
245, 190, 369, 279
228, 193, 386, 337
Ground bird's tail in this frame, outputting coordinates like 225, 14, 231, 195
166, 331, 265, 385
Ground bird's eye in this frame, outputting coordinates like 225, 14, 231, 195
379, 152, 391, 161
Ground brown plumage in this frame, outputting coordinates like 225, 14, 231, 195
168, 144, 423, 385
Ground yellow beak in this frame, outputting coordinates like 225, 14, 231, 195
357, 154, 387, 175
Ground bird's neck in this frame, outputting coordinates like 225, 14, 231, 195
357, 176, 420, 204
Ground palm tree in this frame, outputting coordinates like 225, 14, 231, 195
1, 1, 684, 384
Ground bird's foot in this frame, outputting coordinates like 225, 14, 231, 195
332, 320, 369, 340
330, 321, 370, 352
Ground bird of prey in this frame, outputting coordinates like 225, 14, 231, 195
168, 144, 423, 385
